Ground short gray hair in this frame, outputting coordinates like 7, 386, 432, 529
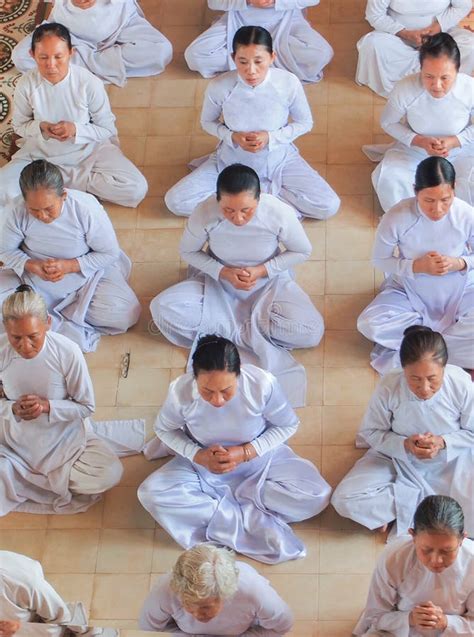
2, 285, 48, 323
170, 544, 239, 605
19, 159, 64, 198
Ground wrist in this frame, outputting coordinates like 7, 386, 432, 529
458, 257, 466, 272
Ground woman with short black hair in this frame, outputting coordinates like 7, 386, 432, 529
368, 33, 474, 212
358, 156, 474, 374
354, 495, 474, 636
138, 335, 331, 565
185, 0, 332, 83
332, 327, 474, 538
166, 26, 339, 219
151, 164, 324, 407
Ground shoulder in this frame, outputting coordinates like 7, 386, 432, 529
189, 196, 221, 227
73, 65, 107, 92
16, 69, 40, 92
451, 197, 474, 221
461, 538, 474, 561
270, 67, 300, 89
442, 364, 473, 401
66, 189, 107, 218
236, 560, 268, 592
240, 364, 277, 402
258, 193, 297, 224
206, 71, 239, 98
0, 335, 14, 370
453, 73, 474, 102
380, 197, 419, 231
374, 370, 404, 401
150, 572, 173, 597
0, 550, 43, 581
47, 331, 84, 364
167, 372, 195, 404
390, 73, 424, 103
380, 535, 416, 580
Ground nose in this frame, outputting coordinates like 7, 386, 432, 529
211, 394, 225, 407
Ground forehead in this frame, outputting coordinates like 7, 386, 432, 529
234, 44, 271, 58
421, 55, 456, 73
34, 35, 70, 54
220, 191, 257, 208
6, 316, 44, 335
416, 531, 460, 549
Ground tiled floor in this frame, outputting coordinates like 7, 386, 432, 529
6, 2, 473, 637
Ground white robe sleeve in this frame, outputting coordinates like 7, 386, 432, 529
180, 209, 224, 281
455, 82, 474, 147
76, 200, 121, 277
154, 379, 202, 461
357, 381, 410, 461
138, 576, 183, 632
443, 379, 474, 462
380, 83, 418, 147
250, 375, 299, 456
49, 344, 95, 423
274, 0, 319, 9
0, 208, 30, 276
444, 591, 474, 637
436, 0, 472, 32
365, 0, 406, 34
208, 0, 248, 10
73, 75, 117, 144
12, 77, 43, 140
246, 573, 293, 635
28, 561, 74, 626
264, 204, 312, 277
372, 211, 416, 278
358, 557, 411, 637
268, 77, 313, 151
201, 81, 234, 148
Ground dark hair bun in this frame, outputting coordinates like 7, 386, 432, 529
15, 284, 34, 294
403, 325, 433, 337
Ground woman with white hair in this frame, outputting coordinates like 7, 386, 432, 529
0, 284, 123, 515
12, 0, 172, 87
139, 544, 293, 635
0, 159, 141, 352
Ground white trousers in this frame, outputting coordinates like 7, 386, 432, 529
356, 26, 474, 98
185, 15, 333, 82
69, 436, 123, 495
165, 154, 340, 219
0, 143, 148, 211
357, 285, 474, 372
150, 277, 324, 350
372, 144, 474, 213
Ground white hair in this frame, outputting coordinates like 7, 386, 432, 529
170, 544, 239, 605
2, 285, 48, 323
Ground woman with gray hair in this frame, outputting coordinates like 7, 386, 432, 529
0, 284, 123, 515
139, 544, 293, 635
0, 159, 141, 352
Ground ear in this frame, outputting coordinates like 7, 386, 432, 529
408, 528, 415, 538
29, 49, 34, 59
271, 51, 276, 63
46, 315, 52, 330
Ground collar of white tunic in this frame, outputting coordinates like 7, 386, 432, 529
40, 68, 72, 88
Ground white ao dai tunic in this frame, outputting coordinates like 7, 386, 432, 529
357, 196, 474, 372
356, 0, 474, 97
0, 189, 141, 352
0, 66, 147, 209
185, 0, 332, 83
150, 193, 324, 407
369, 72, 474, 212
139, 562, 293, 635
354, 536, 474, 637
138, 364, 331, 564
164, 68, 340, 219
0, 551, 87, 633
332, 365, 474, 537
12, 0, 173, 86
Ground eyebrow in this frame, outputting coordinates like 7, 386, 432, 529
204, 385, 233, 392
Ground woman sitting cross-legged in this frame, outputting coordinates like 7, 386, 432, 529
358, 156, 474, 375
354, 495, 474, 636
139, 544, 293, 634
152, 164, 324, 406
12, 0, 172, 87
185, 0, 333, 83
0, 160, 141, 352
138, 335, 331, 564
332, 326, 473, 539
166, 25, 339, 220
0, 285, 123, 515
0, 22, 148, 210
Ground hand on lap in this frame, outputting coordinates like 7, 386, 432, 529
12, 394, 50, 420
404, 433, 445, 459
232, 131, 269, 153
0, 620, 21, 637
410, 602, 447, 630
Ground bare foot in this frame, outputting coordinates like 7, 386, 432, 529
376, 524, 388, 533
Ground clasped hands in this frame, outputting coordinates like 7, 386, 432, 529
404, 433, 445, 459
219, 264, 267, 291
413, 252, 465, 276
0, 620, 21, 637
409, 601, 448, 631
247, 0, 275, 7
25, 258, 79, 282
40, 120, 76, 142
397, 20, 440, 48
412, 134, 460, 158
194, 445, 249, 474
232, 131, 269, 154
12, 394, 50, 420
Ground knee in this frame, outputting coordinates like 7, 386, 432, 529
323, 191, 341, 219
164, 185, 191, 216
301, 191, 340, 220
184, 42, 200, 71
357, 310, 377, 341
149, 292, 170, 330
99, 456, 123, 492
271, 304, 324, 348
137, 474, 164, 508
330, 481, 354, 518
131, 172, 148, 207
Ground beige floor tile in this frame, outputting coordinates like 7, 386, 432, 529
267, 574, 318, 620
151, 529, 184, 573
326, 261, 373, 295
330, 0, 367, 23
190, 134, 219, 157
91, 574, 150, 619
121, 136, 147, 166
117, 367, 170, 406
144, 136, 191, 166
327, 132, 373, 164
103, 487, 156, 529
151, 77, 197, 107
318, 573, 371, 620
322, 405, 365, 445
160, 26, 201, 53
141, 165, 188, 197
137, 197, 185, 229
305, 80, 329, 106
321, 446, 365, 488
129, 262, 181, 297
0, 529, 46, 561
291, 445, 322, 468
264, 530, 319, 574
317, 620, 355, 637
326, 165, 373, 195
121, 455, 163, 487
289, 620, 319, 636
47, 501, 104, 529
109, 79, 153, 108
132, 229, 182, 262
303, 224, 326, 260
326, 226, 374, 262
45, 574, 95, 613
104, 202, 139, 229
318, 504, 367, 532
147, 107, 194, 136
324, 294, 373, 330
323, 367, 375, 405
96, 529, 154, 573
89, 368, 119, 406
324, 331, 373, 367
327, 77, 373, 105
295, 261, 326, 296
42, 529, 100, 573
0, 512, 48, 529
293, 406, 322, 445
306, 366, 324, 406
295, 135, 328, 163
319, 530, 375, 573
115, 108, 149, 137
85, 335, 131, 370
326, 194, 374, 228
293, 341, 324, 367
